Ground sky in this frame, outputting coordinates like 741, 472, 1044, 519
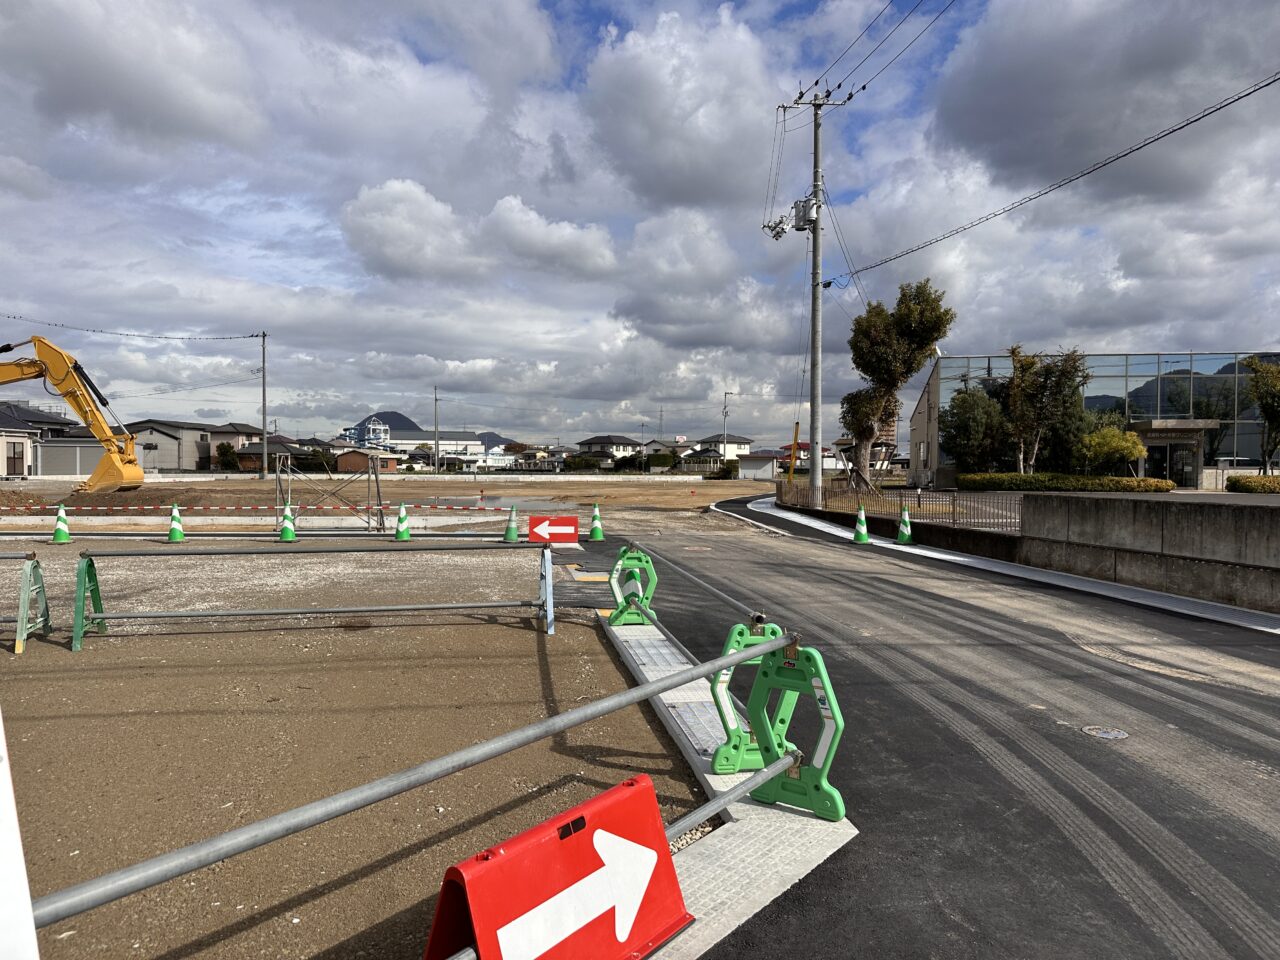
1, 0, 1278, 448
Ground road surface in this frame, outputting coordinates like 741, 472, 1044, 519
615, 499, 1280, 960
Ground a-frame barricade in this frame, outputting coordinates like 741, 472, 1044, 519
72, 556, 107, 652
710, 622, 798, 774
14, 559, 52, 655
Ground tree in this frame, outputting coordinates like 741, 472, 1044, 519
841, 278, 955, 488
503, 442, 530, 454
997, 346, 1091, 473
1082, 427, 1146, 476
939, 388, 1007, 472
215, 442, 240, 471
1243, 355, 1280, 474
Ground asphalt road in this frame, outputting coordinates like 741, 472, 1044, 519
610, 497, 1280, 960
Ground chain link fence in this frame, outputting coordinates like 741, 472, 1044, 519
775, 482, 1022, 533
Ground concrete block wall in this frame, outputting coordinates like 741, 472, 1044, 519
1020, 494, 1280, 612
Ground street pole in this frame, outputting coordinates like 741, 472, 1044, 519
259, 332, 267, 480
722, 391, 734, 466
433, 386, 440, 474
809, 98, 824, 502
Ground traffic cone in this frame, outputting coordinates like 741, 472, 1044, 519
589, 503, 605, 541
167, 504, 185, 543
51, 504, 72, 544
395, 503, 411, 541
279, 503, 297, 542
503, 506, 519, 543
896, 506, 913, 545
853, 505, 870, 544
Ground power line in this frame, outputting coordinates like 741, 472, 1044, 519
798, 0, 895, 99
3, 312, 261, 341
832, 0, 928, 89
828, 67, 1280, 281
832, 0, 958, 111
113, 374, 262, 399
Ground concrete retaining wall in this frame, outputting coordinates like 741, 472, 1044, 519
1019, 494, 1280, 613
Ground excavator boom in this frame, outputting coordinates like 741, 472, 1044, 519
0, 336, 144, 493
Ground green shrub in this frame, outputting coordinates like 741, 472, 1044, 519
1225, 474, 1280, 493
957, 472, 1175, 492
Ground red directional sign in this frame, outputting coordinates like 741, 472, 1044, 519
423, 775, 692, 960
528, 515, 579, 543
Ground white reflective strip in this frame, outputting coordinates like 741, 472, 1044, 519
712, 671, 739, 730
810, 676, 836, 767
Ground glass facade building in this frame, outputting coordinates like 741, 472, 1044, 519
909, 351, 1279, 487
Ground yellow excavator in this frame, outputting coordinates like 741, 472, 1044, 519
0, 336, 144, 493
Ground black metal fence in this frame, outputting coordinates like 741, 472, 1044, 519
776, 482, 1022, 532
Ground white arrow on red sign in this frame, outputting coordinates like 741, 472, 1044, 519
496, 829, 658, 960
533, 519, 576, 539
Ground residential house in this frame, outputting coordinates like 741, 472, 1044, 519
236, 440, 307, 473
577, 435, 641, 458
698, 433, 753, 461
0, 401, 78, 439
0, 409, 39, 478
336, 449, 399, 473
641, 439, 696, 458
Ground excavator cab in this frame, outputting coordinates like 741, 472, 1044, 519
0, 336, 144, 493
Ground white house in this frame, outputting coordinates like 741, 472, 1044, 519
578, 435, 641, 458
698, 434, 753, 461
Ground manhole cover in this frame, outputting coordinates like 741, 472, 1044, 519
1081, 725, 1129, 740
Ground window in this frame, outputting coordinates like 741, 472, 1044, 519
199, 433, 209, 442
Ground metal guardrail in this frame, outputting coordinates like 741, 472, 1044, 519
776, 482, 1022, 532
31, 631, 793, 928
71, 541, 556, 649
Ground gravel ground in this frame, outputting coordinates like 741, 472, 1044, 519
1, 540, 703, 959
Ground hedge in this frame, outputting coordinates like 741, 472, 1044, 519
957, 472, 1176, 492
1225, 475, 1280, 494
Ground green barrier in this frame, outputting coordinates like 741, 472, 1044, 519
14, 559, 52, 654
72, 556, 107, 652
607, 546, 657, 626
710, 622, 797, 774
746, 642, 846, 822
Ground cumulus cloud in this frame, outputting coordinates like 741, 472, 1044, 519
340, 179, 490, 279
482, 195, 617, 277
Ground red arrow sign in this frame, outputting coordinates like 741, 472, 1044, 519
423, 775, 691, 960
528, 515, 579, 543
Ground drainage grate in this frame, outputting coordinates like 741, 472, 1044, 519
1081, 725, 1129, 740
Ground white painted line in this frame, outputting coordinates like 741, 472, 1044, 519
0, 706, 40, 959
745, 496, 1280, 636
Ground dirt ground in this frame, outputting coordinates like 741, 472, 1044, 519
1, 478, 764, 513
0, 540, 705, 959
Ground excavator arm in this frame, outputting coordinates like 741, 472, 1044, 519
0, 336, 144, 493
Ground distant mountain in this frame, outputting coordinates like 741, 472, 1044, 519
353, 410, 422, 432
478, 430, 516, 449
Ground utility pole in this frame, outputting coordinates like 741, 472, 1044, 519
433, 386, 440, 474
259, 331, 268, 480
766, 87, 846, 501
658, 405, 664, 441
721, 391, 734, 463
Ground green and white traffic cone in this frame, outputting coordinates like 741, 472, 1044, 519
853, 505, 870, 544
395, 503, 411, 541
167, 504, 186, 543
896, 506, 913, 545
503, 506, 519, 543
589, 503, 605, 541
51, 504, 72, 544
279, 503, 297, 542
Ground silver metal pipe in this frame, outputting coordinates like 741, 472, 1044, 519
81, 542, 540, 558
0, 551, 35, 559
32, 632, 790, 927
628, 540, 758, 619
92, 601, 538, 621
664, 753, 798, 841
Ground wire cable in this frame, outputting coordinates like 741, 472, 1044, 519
828, 67, 1280, 280
797, 0, 895, 99
834, 0, 958, 110
3, 312, 262, 341
832, 0, 927, 89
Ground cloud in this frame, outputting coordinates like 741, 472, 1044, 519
340, 179, 490, 279
0, 0, 265, 148
584, 9, 778, 208
0, 155, 55, 199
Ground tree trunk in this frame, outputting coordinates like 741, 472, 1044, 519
852, 438, 875, 491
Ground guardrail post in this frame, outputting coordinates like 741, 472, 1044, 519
607, 547, 657, 626
71, 556, 107, 652
14, 559, 52, 655
539, 547, 555, 636
746, 641, 846, 822
710, 622, 795, 774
